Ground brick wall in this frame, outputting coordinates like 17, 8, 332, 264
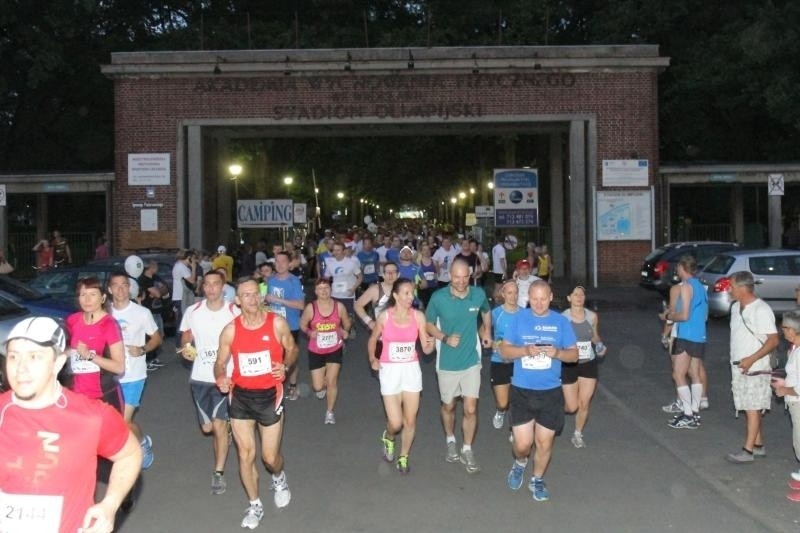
113, 69, 659, 283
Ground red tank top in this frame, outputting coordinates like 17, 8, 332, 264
307, 300, 343, 355
379, 308, 420, 364
230, 313, 283, 389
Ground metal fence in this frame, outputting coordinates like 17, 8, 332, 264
8, 232, 97, 279
673, 224, 734, 243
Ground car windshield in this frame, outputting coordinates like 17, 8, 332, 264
702, 255, 736, 275
28, 272, 78, 299
0, 293, 28, 316
645, 247, 669, 262
0, 275, 47, 300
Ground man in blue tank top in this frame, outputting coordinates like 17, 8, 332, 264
662, 255, 708, 430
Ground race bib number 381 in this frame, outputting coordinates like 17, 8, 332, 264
238, 350, 271, 377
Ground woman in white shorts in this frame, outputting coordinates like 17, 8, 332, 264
368, 277, 434, 474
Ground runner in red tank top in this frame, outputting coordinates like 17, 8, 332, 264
214, 277, 298, 530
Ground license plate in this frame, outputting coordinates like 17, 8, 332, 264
640, 271, 647, 277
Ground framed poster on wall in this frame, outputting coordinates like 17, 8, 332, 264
596, 190, 651, 240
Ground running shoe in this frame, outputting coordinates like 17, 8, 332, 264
661, 400, 683, 414
141, 435, 154, 470
791, 470, 800, 483
725, 449, 754, 464
315, 389, 327, 400
211, 472, 226, 495
445, 441, 459, 463
507, 462, 525, 491
460, 449, 480, 474
272, 474, 291, 508
492, 410, 506, 429
324, 411, 336, 425
787, 490, 800, 502
286, 384, 299, 401
146, 361, 161, 372
667, 414, 698, 429
789, 478, 800, 490
241, 503, 264, 529
699, 398, 709, 410
381, 431, 395, 462
570, 432, 586, 449
149, 358, 166, 367
529, 477, 550, 502
752, 445, 766, 457
396, 455, 410, 475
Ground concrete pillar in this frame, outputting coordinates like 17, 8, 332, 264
187, 125, 204, 251
569, 120, 587, 281
0, 205, 7, 254
732, 184, 744, 244
549, 133, 564, 278
769, 193, 782, 248
217, 141, 232, 248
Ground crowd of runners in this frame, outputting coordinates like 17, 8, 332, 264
5, 223, 800, 531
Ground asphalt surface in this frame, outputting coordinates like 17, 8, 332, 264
112, 285, 800, 533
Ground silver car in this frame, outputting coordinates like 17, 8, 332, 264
699, 249, 800, 317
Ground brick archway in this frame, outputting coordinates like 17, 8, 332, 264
103, 46, 667, 283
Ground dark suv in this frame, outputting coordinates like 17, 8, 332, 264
640, 241, 739, 295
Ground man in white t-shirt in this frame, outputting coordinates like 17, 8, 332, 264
726, 270, 779, 463
492, 239, 507, 283
179, 270, 241, 494
172, 250, 198, 330
323, 241, 362, 317
109, 272, 162, 470
432, 236, 459, 285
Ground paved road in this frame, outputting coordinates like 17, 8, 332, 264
114, 286, 800, 532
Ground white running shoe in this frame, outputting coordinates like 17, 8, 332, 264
661, 400, 683, 414
272, 474, 291, 508
241, 504, 264, 529
492, 410, 506, 429
315, 389, 327, 400
324, 411, 336, 425
571, 432, 586, 448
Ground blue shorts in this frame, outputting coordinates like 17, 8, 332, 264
191, 381, 230, 425
120, 379, 147, 408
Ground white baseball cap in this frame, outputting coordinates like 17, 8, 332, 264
217, 245, 226, 254
5, 317, 66, 352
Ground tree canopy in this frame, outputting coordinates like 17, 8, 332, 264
1, 0, 797, 178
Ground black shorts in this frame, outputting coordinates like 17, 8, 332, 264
100, 384, 125, 414
490, 361, 514, 386
509, 386, 564, 433
309, 348, 343, 371
561, 358, 599, 384
229, 386, 284, 426
672, 339, 706, 359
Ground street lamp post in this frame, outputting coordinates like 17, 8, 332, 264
228, 163, 243, 244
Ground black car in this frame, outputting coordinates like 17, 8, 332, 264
639, 241, 739, 295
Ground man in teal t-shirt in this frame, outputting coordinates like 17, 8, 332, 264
426, 259, 492, 474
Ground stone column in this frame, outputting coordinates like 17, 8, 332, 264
549, 132, 565, 278
187, 125, 204, 251
569, 120, 587, 280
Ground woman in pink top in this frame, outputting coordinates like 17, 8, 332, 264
300, 278, 352, 425
64, 276, 125, 411
367, 278, 434, 474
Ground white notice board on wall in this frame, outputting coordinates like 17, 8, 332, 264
596, 190, 651, 240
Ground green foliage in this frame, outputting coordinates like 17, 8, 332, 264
0, 0, 797, 174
